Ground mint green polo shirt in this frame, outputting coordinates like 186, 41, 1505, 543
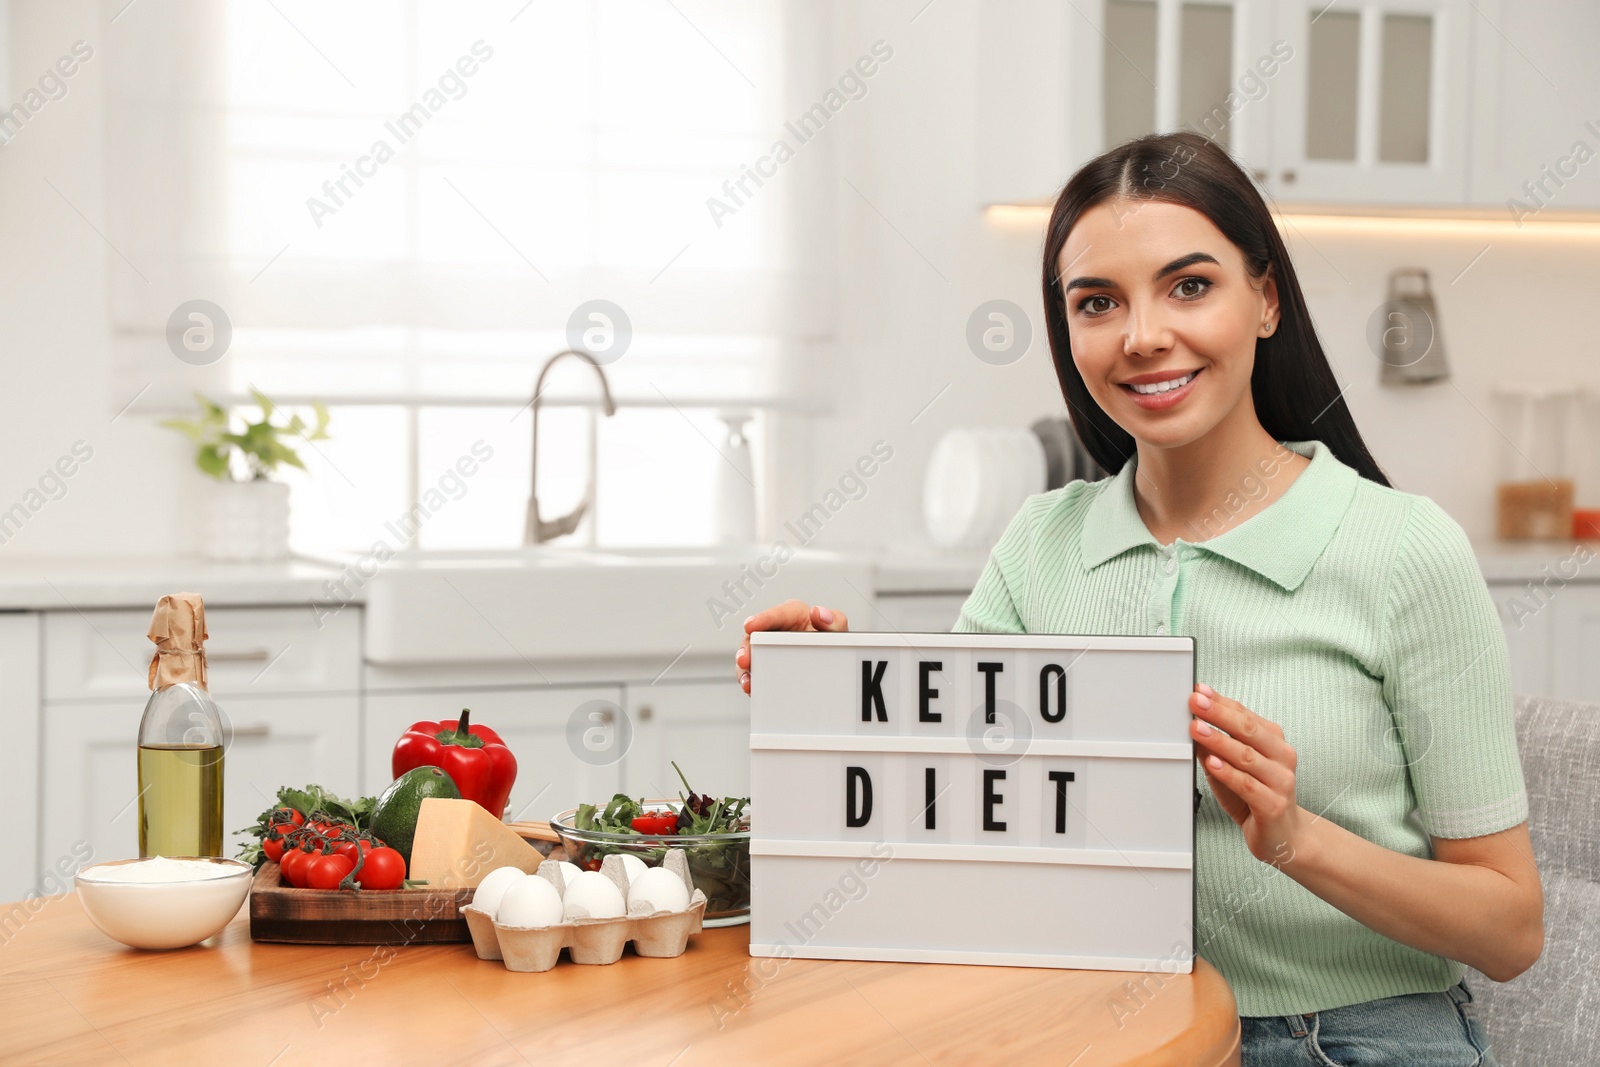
952, 438, 1529, 1017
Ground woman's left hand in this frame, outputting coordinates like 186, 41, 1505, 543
1190, 682, 1306, 866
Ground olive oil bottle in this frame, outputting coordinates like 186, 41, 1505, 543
138, 593, 227, 857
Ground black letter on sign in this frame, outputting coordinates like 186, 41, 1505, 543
919, 661, 942, 722
1048, 770, 1076, 834
846, 766, 873, 827
982, 769, 1007, 832
924, 767, 937, 829
861, 660, 887, 722
977, 661, 1003, 723
1039, 663, 1067, 723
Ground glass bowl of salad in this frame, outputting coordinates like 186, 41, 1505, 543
551, 771, 750, 926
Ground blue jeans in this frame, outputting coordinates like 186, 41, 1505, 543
1240, 979, 1499, 1066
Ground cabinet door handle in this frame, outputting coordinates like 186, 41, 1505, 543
231, 724, 272, 739
210, 649, 273, 664
1281, 169, 1297, 184
1251, 168, 1267, 182
639, 705, 654, 721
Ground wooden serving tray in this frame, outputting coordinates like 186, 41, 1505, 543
248, 862, 475, 945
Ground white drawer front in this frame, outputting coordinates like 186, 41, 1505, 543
44, 606, 360, 702
41, 695, 360, 870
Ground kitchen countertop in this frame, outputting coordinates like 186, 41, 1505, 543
1468, 537, 1600, 583
0, 538, 1592, 615
0, 554, 346, 611
0, 892, 1241, 1066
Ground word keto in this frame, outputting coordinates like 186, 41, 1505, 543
0, 41, 94, 148
0, 441, 95, 547
310, 441, 493, 628
306, 41, 494, 228
706, 41, 894, 228
1506, 120, 1600, 226
705, 439, 893, 628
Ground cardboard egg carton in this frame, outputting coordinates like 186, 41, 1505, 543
462, 849, 707, 972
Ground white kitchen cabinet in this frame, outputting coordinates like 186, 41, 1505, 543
977, 0, 1479, 209
1487, 580, 1555, 699
363, 686, 623, 824
1264, 0, 1473, 204
40, 695, 359, 873
872, 593, 970, 634
43, 607, 360, 702
0, 614, 40, 903
1466, 0, 1600, 212
1550, 584, 1600, 702
1486, 580, 1600, 703
623, 679, 750, 801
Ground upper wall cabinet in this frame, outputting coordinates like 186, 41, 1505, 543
977, 0, 1479, 209
1465, 0, 1600, 215
1267, 0, 1472, 204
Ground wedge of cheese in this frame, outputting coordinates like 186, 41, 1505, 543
407, 797, 543, 889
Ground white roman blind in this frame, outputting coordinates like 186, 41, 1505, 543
105, 0, 836, 412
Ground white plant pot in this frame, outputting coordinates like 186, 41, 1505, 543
199, 480, 290, 563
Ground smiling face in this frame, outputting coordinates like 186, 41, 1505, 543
1057, 198, 1278, 451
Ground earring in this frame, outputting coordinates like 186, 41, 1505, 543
1262, 323, 1273, 334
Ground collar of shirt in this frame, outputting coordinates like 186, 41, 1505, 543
1078, 438, 1361, 592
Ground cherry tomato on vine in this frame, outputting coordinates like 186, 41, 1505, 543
262, 834, 286, 864
279, 847, 314, 888
308, 853, 356, 890
356, 847, 405, 891
332, 838, 375, 864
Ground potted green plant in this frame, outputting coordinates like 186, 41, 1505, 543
161, 390, 330, 562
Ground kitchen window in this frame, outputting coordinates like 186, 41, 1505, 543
102, 0, 835, 551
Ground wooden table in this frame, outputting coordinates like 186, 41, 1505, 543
0, 893, 1240, 1066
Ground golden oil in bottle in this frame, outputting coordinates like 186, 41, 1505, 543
138, 742, 224, 857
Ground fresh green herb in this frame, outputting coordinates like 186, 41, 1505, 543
233, 784, 377, 870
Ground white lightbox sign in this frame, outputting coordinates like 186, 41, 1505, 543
748, 631, 1195, 972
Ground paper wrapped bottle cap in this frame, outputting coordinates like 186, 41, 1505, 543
146, 593, 209, 691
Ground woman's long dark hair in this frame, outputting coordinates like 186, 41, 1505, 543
1042, 130, 1392, 487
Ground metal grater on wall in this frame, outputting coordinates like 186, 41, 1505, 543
1378, 268, 1450, 385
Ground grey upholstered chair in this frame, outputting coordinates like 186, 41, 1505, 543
1463, 693, 1600, 1067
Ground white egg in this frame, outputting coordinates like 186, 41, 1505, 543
628, 866, 691, 914
471, 867, 528, 919
562, 870, 627, 920
618, 854, 647, 886
550, 860, 583, 890
496, 876, 564, 928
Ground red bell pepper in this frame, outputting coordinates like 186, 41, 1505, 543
391, 708, 517, 818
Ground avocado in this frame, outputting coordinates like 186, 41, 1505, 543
371, 766, 461, 865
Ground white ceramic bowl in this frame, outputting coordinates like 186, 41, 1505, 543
76, 857, 253, 950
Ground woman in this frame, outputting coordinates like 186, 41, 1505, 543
735, 131, 1542, 1065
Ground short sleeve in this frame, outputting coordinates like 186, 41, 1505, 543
951, 496, 1038, 635
1380, 497, 1528, 839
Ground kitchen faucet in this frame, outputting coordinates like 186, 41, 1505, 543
524, 348, 617, 545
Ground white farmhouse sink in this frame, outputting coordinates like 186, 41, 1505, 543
362, 543, 876, 664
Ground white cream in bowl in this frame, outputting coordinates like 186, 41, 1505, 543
76, 856, 253, 950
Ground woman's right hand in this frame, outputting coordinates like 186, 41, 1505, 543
735, 598, 850, 694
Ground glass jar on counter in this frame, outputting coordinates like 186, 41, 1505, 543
1573, 389, 1600, 540
1492, 384, 1580, 540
